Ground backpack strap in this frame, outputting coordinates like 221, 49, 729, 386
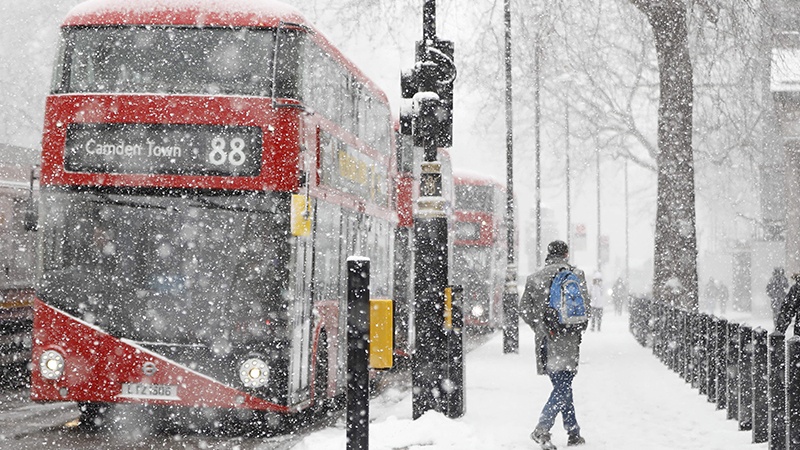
554, 263, 573, 275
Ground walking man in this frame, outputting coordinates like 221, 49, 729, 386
520, 240, 590, 449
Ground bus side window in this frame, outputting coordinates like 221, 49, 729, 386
274, 30, 301, 100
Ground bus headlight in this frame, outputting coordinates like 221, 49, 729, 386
471, 305, 485, 318
239, 358, 269, 388
39, 350, 65, 380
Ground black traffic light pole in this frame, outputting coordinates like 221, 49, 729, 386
401, 0, 456, 420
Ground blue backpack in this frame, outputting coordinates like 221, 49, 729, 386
548, 268, 588, 328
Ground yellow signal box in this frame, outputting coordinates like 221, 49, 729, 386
369, 298, 394, 370
290, 194, 312, 237
444, 286, 453, 330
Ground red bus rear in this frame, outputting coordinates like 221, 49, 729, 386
452, 173, 506, 330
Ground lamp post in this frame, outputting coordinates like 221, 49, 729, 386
565, 92, 571, 249
534, 40, 542, 268
502, 0, 519, 354
596, 148, 602, 272
625, 159, 629, 283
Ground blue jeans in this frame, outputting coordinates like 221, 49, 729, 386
537, 370, 579, 434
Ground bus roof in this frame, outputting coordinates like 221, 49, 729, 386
453, 171, 506, 190
62, 0, 389, 105
65, 0, 305, 28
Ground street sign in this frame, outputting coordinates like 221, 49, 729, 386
600, 235, 610, 263
573, 223, 587, 251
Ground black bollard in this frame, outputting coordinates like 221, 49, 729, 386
678, 308, 684, 371
788, 337, 800, 450
738, 324, 753, 431
689, 312, 700, 389
502, 288, 519, 354
661, 303, 669, 362
662, 306, 671, 368
630, 297, 641, 343
727, 323, 740, 421
650, 302, 658, 356
681, 311, 692, 383
346, 257, 370, 450
707, 316, 718, 403
651, 302, 659, 356
752, 328, 768, 443
628, 297, 636, 337
643, 298, 653, 347
669, 307, 680, 375
681, 310, 691, 382
716, 318, 728, 411
674, 309, 682, 375
679, 308, 686, 374
769, 332, 786, 450
654, 303, 664, 360
698, 314, 708, 396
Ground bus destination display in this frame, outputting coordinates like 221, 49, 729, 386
64, 123, 263, 177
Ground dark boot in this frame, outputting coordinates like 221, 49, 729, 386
531, 428, 557, 449
567, 433, 586, 446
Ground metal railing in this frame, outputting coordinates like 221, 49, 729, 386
628, 297, 800, 449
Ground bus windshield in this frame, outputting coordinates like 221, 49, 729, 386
54, 26, 300, 97
38, 188, 290, 347
455, 185, 494, 212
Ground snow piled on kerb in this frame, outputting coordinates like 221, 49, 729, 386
67, 0, 304, 24
292, 409, 489, 450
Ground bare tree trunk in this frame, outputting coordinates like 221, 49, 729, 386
631, 0, 698, 308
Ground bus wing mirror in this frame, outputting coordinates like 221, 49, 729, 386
25, 166, 39, 231
24, 207, 38, 232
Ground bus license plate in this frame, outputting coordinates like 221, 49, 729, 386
120, 383, 179, 400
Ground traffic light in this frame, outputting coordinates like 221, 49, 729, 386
400, 38, 455, 148
423, 39, 453, 148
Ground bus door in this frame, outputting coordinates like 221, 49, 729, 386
345, 212, 362, 256
288, 198, 315, 405
335, 211, 363, 383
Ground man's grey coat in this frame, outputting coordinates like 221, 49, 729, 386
519, 255, 591, 375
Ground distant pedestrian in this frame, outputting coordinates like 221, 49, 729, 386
716, 280, 729, 315
611, 277, 627, 316
777, 273, 800, 336
702, 278, 718, 313
589, 272, 605, 331
520, 240, 589, 448
767, 268, 789, 328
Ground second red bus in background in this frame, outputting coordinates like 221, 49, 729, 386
451, 173, 507, 332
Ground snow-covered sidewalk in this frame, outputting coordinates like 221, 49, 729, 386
291, 313, 768, 450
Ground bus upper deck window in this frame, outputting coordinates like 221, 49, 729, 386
60, 26, 291, 98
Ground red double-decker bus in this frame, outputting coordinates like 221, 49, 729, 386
31, 0, 398, 428
451, 173, 506, 331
